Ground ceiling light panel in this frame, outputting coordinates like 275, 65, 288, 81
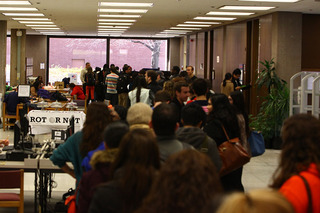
19, 21, 53, 24
98, 14, 141, 18
207, 11, 254, 16
98, 22, 133, 25
98, 9, 148, 13
98, 19, 136, 22
13, 17, 49, 20
185, 21, 221, 24
219, 6, 275, 10
239, 0, 298, 2
177, 24, 211, 27
26, 24, 57, 27
98, 26, 129, 28
0, 1, 31, 5
32, 27, 60, 30
0, 7, 37, 11
99, 2, 153, 7
170, 27, 202, 30
3, 13, 44, 16
194, 17, 236, 21
97, 29, 126, 31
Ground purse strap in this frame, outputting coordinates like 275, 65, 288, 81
221, 125, 230, 142
298, 174, 313, 213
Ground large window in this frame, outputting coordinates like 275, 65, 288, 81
49, 38, 107, 84
110, 39, 167, 71
6, 37, 10, 84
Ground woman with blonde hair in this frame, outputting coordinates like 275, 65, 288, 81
217, 189, 294, 213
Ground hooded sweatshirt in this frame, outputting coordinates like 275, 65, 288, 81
176, 127, 222, 172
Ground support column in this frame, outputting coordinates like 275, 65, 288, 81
0, 21, 7, 96
10, 29, 26, 86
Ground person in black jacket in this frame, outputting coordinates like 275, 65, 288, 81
204, 93, 244, 192
146, 70, 162, 95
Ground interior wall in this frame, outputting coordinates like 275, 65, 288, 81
301, 14, 320, 70
169, 38, 181, 71
212, 27, 224, 93
188, 34, 197, 70
259, 14, 273, 63
196, 32, 205, 78
26, 35, 47, 82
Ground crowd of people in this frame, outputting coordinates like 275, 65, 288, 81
49, 63, 320, 213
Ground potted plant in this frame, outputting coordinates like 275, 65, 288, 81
250, 58, 289, 149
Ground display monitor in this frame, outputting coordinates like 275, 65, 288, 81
18, 85, 30, 97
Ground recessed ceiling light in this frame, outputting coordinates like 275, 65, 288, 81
97, 28, 126, 31
98, 9, 148, 13
3, 13, 44, 16
163, 30, 191, 34
0, 1, 31, 5
0, 7, 37, 11
219, 6, 275, 10
98, 22, 133, 25
13, 17, 49, 20
98, 14, 141, 18
207, 11, 254, 16
32, 27, 60, 30
26, 24, 57, 27
98, 26, 129, 28
19, 21, 53, 24
185, 21, 221, 24
177, 24, 211, 27
194, 17, 236, 21
40, 32, 65, 34
239, 0, 298, 2
98, 19, 136, 22
99, 2, 153, 7
171, 27, 202, 30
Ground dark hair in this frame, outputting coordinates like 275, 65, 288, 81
230, 91, 250, 137
232, 68, 241, 76
271, 114, 320, 188
208, 93, 240, 137
80, 102, 113, 157
85, 62, 90, 66
32, 81, 41, 91
103, 64, 109, 71
152, 103, 177, 136
132, 76, 148, 103
103, 121, 129, 149
111, 128, 160, 212
223, 73, 232, 87
147, 70, 157, 82
187, 65, 194, 71
139, 69, 146, 76
69, 83, 75, 89
174, 81, 189, 93
87, 66, 93, 73
163, 81, 175, 99
114, 105, 128, 121
179, 71, 188, 78
181, 103, 206, 127
123, 64, 129, 72
155, 90, 171, 103
95, 67, 101, 72
192, 78, 208, 96
172, 66, 180, 75
137, 149, 222, 213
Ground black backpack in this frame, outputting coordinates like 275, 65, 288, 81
117, 73, 128, 93
86, 73, 95, 86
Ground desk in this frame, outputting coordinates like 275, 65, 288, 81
27, 110, 86, 134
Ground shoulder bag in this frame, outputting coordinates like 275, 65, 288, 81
219, 125, 250, 176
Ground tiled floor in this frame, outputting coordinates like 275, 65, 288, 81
0, 128, 281, 213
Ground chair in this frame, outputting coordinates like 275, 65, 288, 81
0, 169, 24, 213
2, 102, 20, 131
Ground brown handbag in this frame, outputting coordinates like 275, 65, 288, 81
219, 125, 250, 177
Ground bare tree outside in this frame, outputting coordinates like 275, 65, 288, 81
130, 40, 162, 69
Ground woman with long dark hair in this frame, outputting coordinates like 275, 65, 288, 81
88, 128, 160, 213
128, 76, 153, 106
50, 102, 113, 184
271, 114, 320, 213
220, 73, 234, 96
203, 93, 244, 192
136, 149, 222, 213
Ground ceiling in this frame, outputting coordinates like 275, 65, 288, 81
0, 0, 319, 37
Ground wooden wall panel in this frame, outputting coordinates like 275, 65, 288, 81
196, 32, 205, 78
212, 27, 224, 93
188, 34, 197, 70
259, 14, 272, 63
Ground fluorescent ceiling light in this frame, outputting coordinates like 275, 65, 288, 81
41, 32, 65, 34
171, 27, 201, 30
99, 2, 153, 7
98, 19, 136, 22
19, 21, 53, 24
239, 0, 298, 2
26, 24, 57, 27
0, 7, 37, 11
0, 1, 31, 5
185, 21, 221, 24
32, 27, 60, 30
98, 9, 148, 13
98, 14, 141, 18
97, 29, 126, 31
98, 26, 129, 28
13, 17, 49, 20
177, 24, 211, 27
194, 17, 236, 21
3, 13, 44, 16
207, 11, 254, 16
219, 6, 275, 10
98, 22, 133, 25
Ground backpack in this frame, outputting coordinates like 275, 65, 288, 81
50, 91, 68, 101
117, 73, 128, 93
37, 89, 51, 99
86, 73, 95, 86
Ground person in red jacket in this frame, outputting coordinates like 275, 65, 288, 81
271, 114, 320, 213
70, 83, 86, 100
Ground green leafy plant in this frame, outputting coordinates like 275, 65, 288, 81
250, 59, 289, 146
